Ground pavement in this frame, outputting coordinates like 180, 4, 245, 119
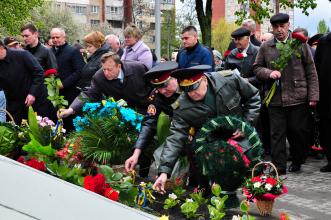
149, 155, 331, 220
245, 156, 331, 220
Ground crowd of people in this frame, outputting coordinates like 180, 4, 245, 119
0, 12, 330, 194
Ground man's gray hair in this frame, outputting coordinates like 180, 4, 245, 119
105, 34, 120, 45
242, 19, 256, 33
50, 27, 66, 37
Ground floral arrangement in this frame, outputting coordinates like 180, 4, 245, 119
71, 99, 143, 165
17, 156, 46, 171
263, 32, 308, 107
43, 68, 68, 109
194, 116, 264, 208
243, 174, 287, 201
235, 52, 247, 59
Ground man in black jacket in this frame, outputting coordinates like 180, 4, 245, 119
21, 23, 58, 73
0, 40, 51, 124
51, 27, 85, 130
58, 52, 152, 119
315, 32, 331, 172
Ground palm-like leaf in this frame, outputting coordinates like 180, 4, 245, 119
72, 116, 137, 165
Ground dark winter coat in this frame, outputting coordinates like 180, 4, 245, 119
25, 42, 58, 71
0, 49, 50, 123
315, 33, 331, 119
77, 43, 111, 89
52, 43, 85, 103
253, 37, 319, 106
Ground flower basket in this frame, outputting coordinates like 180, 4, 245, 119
250, 161, 285, 216
0, 108, 15, 124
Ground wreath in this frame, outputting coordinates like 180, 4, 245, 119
194, 116, 263, 206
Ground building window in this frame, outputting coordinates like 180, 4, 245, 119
108, 20, 122, 28
91, 20, 100, 26
150, 22, 155, 29
91, 5, 99, 14
71, 5, 86, 14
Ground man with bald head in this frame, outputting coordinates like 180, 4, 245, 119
50, 27, 85, 130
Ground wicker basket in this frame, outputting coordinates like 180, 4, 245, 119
0, 108, 15, 124
252, 161, 279, 216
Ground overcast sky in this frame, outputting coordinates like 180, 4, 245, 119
293, 0, 331, 36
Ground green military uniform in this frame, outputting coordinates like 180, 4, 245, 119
159, 70, 261, 175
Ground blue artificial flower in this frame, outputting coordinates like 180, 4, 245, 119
119, 107, 143, 131
73, 116, 90, 131
82, 103, 101, 114
98, 100, 118, 117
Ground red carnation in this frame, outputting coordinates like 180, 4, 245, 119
84, 175, 96, 192
223, 50, 231, 58
266, 177, 277, 186
104, 187, 119, 201
292, 32, 308, 43
44, 68, 58, 77
236, 52, 244, 59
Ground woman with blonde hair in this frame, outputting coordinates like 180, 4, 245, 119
77, 31, 111, 89
121, 24, 153, 70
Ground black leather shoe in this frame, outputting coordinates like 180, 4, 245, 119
320, 165, 331, 172
288, 164, 301, 172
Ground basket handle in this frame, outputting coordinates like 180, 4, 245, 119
251, 161, 279, 181
0, 108, 16, 124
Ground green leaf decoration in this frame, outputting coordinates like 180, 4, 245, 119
212, 184, 222, 197
100, 165, 114, 182
156, 112, 171, 145
22, 134, 56, 157
0, 124, 18, 155
28, 106, 51, 146
240, 200, 249, 213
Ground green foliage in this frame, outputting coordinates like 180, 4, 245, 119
317, 19, 329, 34
47, 160, 85, 186
22, 134, 56, 157
99, 165, 138, 206
163, 193, 179, 210
173, 185, 187, 198
45, 76, 68, 109
0, 0, 45, 34
208, 184, 228, 220
190, 191, 208, 205
180, 199, 199, 219
271, 41, 302, 72
29, 2, 82, 43
156, 112, 171, 145
161, 8, 180, 59
234, 0, 317, 25
72, 116, 135, 165
0, 124, 18, 155
212, 18, 238, 54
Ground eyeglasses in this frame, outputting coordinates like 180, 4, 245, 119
180, 80, 202, 93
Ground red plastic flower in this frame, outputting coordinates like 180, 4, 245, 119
104, 187, 119, 201
44, 68, 58, 77
236, 52, 244, 59
266, 177, 277, 186
17, 156, 25, 163
175, 177, 182, 186
84, 174, 109, 195
292, 32, 308, 43
25, 158, 46, 171
251, 176, 262, 183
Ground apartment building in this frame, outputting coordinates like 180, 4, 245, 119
212, 0, 294, 37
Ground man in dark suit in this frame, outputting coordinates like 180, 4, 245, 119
58, 52, 152, 118
314, 32, 331, 172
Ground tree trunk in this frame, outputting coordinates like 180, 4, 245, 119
195, 0, 212, 47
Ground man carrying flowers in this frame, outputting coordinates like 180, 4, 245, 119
253, 13, 319, 174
